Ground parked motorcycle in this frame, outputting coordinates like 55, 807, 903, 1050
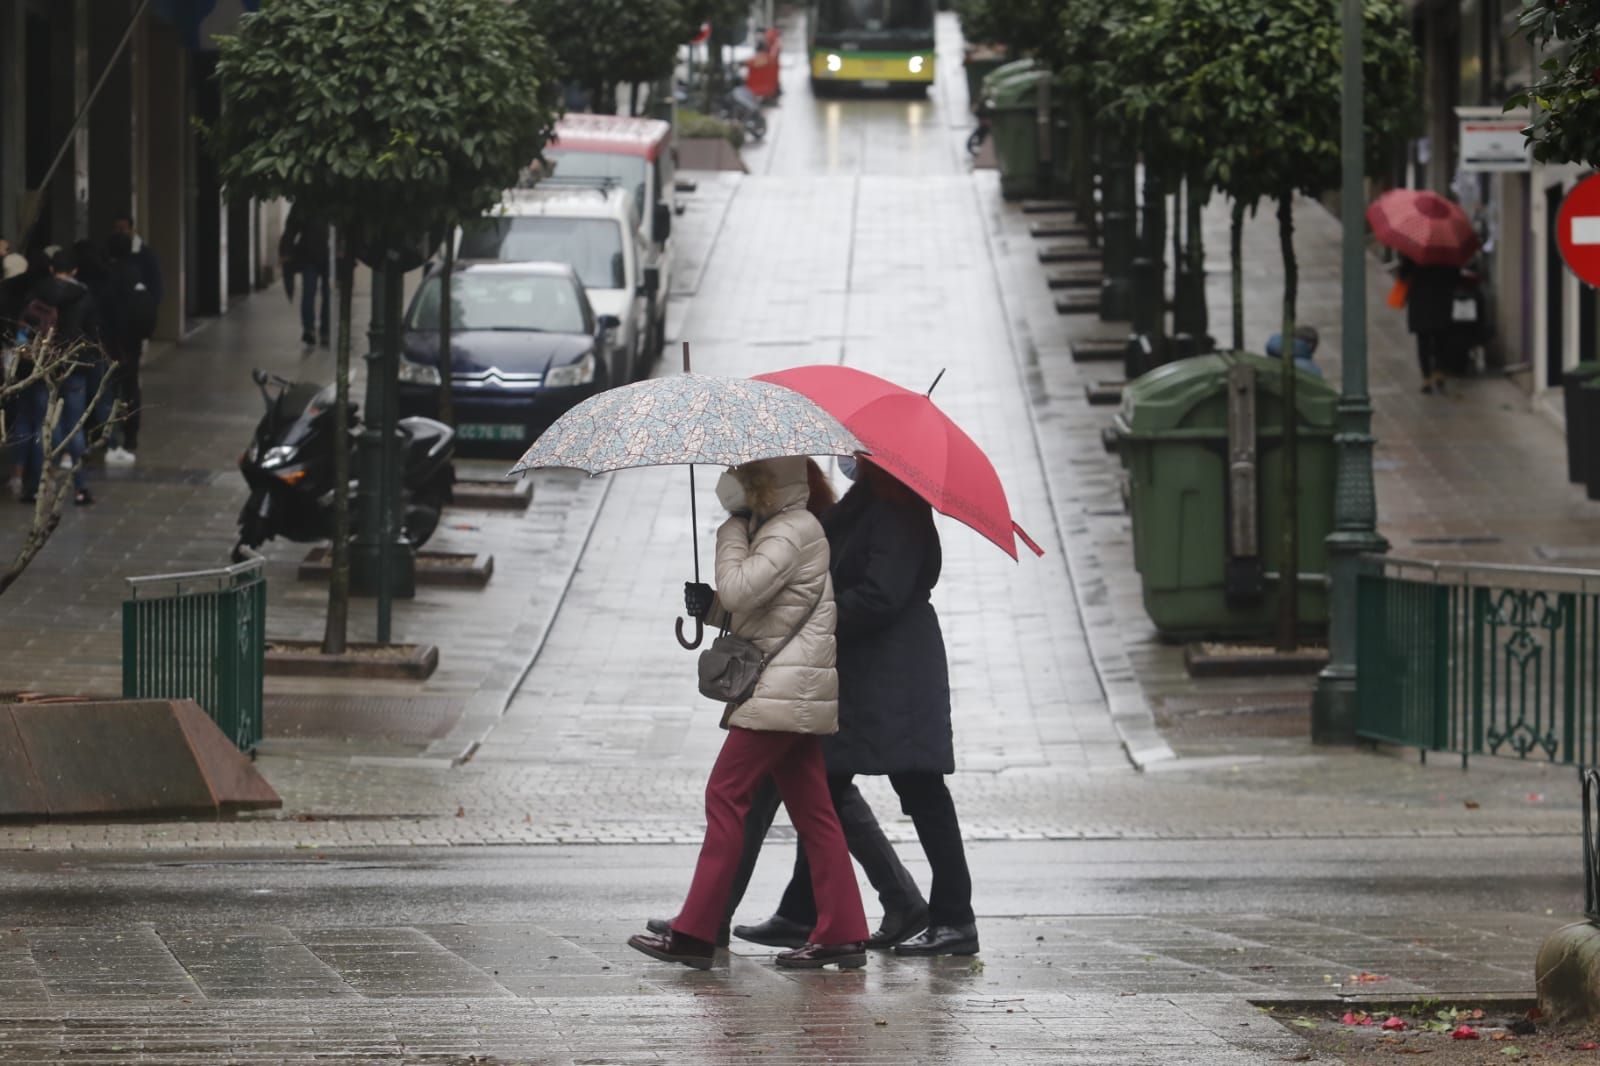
234, 369, 455, 560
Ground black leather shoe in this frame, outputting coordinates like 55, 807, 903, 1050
627, 929, 716, 970
732, 913, 811, 949
866, 903, 930, 950
893, 924, 980, 957
646, 917, 728, 948
774, 941, 868, 969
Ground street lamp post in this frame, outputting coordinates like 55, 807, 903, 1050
1312, 0, 1389, 741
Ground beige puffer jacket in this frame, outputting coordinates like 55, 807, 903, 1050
713, 456, 839, 734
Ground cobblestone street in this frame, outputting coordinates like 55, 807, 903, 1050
0, 8, 1594, 1063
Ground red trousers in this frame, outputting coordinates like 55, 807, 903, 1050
674, 727, 868, 946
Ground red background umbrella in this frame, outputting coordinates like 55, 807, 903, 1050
1365, 188, 1479, 267
755, 365, 1044, 561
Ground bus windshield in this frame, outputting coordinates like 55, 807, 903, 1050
816, 0, 933, 32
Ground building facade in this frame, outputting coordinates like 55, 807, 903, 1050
0, 0, 281, 343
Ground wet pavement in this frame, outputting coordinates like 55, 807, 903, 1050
0, 8, 1593, 1063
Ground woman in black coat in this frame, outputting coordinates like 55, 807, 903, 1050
1399, 256, 1461, 394
754, 459, 978, 956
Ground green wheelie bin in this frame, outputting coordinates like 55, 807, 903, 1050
990, 68, 1069, 201
1111, 352, 1339, 641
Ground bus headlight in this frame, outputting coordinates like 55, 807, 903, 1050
908, 55, 925, 74
826, 54, 842, 72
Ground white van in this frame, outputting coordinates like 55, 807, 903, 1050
459, 180, 657, 384
544, 114, 675, 360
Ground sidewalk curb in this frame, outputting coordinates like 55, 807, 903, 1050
425, 473, 617, 766
970, 174, 1176, 772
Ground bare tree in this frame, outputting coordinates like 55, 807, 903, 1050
0, 337, 119, 598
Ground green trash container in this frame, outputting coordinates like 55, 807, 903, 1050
963, 50, 1011, 112
990, 69, 1063, 201
1112, 352, 1339, 641
1563, 362, 1600, 484
980, 58, 1038, 99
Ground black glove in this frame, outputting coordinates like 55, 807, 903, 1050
684, 582, 714, 620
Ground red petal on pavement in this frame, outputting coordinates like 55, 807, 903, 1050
1381, 1016, 1407, 1030
1576, 1041, 1598, 1050
1450, 1025, 1480, 1040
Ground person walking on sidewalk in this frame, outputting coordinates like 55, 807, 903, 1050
100, 231, 157, 466
735, 457, 979, 957
646, 459, 929, 950
628, 456, 869, 971
1397, 256, 1460, 395
17, 249, 101, 506
110, 214, 163, 322
281, 203, 332, 347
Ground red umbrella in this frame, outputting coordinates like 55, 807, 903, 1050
755, 365, 1044, 560
1365, 189, 1480, 267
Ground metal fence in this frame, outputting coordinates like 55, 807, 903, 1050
1356, 555, 1600, 768
122, 558, 266, 755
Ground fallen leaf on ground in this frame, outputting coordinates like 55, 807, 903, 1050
1464, 800, 1481, 809
1451, 1025, 1481, 1040
1290, 1018, 1319, 1030
1343, 1011, 1375, 1027
874, 1019, 887, 1026
455, 806, 465, 817
1350, 971, 1388, 983
1572, 1042, 1599, 1050
1470, 1009, 1485, 1020
1382, 1016, 1408, 1031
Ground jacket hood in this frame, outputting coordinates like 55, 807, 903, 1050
740, 455, 810, 518
34, 275, 85, 307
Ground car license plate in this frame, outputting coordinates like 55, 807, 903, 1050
860, 79, 891, 88
457, 423, 527, 443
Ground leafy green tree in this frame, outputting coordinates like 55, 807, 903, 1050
211, 0, 559, 654
957, 0, 1063, 64
1176, 0, 1415, 648
1509, 0, 1600, 168
526, 0, 686, 114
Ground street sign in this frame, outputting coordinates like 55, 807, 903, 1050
1456, 107, 1531, 172
1557, 175, 1600, 287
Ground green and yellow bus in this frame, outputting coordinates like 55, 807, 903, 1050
808, 0, 936, 93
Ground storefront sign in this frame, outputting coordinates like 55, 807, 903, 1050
1457, 107, 1531, 172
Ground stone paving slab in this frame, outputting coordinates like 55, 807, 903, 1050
0, 911, 1559, 1062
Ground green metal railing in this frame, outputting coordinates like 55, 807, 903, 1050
1357, 556, 1600, 767
122, 558, 266, 754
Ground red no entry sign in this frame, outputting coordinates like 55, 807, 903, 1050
1558, 174, 1600, 287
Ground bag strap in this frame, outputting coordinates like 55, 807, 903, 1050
759, 578, 825, 667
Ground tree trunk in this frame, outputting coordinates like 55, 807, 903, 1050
1231, 199, 1245, 352
1185, 177, 1207, 341
629, 82, 640, 117
438, 242, 455, 428
1275, 192, 1299, 652
321, 252, 355, 656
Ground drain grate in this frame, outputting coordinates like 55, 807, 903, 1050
1410, 534, 1503, 546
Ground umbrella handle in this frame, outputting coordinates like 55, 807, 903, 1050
675, 616, 704, 650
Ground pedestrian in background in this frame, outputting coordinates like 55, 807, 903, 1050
110, 214, 163, 322
71, 239, 116, 452
17, 249, 100, 505
1266, 324, 1323, 379
647, 458, 927, 951
101, 231, 156, 466
1396, 255, 1460, 395
629, 455, 869, 971
281, 203, 332, 347
739, 456, 979, 957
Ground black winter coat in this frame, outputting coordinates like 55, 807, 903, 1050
820, 480, 954, 776
1401, 259, 1461, 335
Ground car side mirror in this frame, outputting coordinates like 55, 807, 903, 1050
597, 314, 621, 334
642, 267, 661, 296
653, 202, 672, 240
251, 368, 269, 386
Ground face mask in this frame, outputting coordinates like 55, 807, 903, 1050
715, 469, 748, 513
838, 455, 858, 482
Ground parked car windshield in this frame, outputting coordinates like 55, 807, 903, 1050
407, 272, 587, 334
459, 217, 627, 290
543, 151, 649, 221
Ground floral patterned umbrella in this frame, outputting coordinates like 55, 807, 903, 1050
509, 373, 863, 475
509, 350, 863, 649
